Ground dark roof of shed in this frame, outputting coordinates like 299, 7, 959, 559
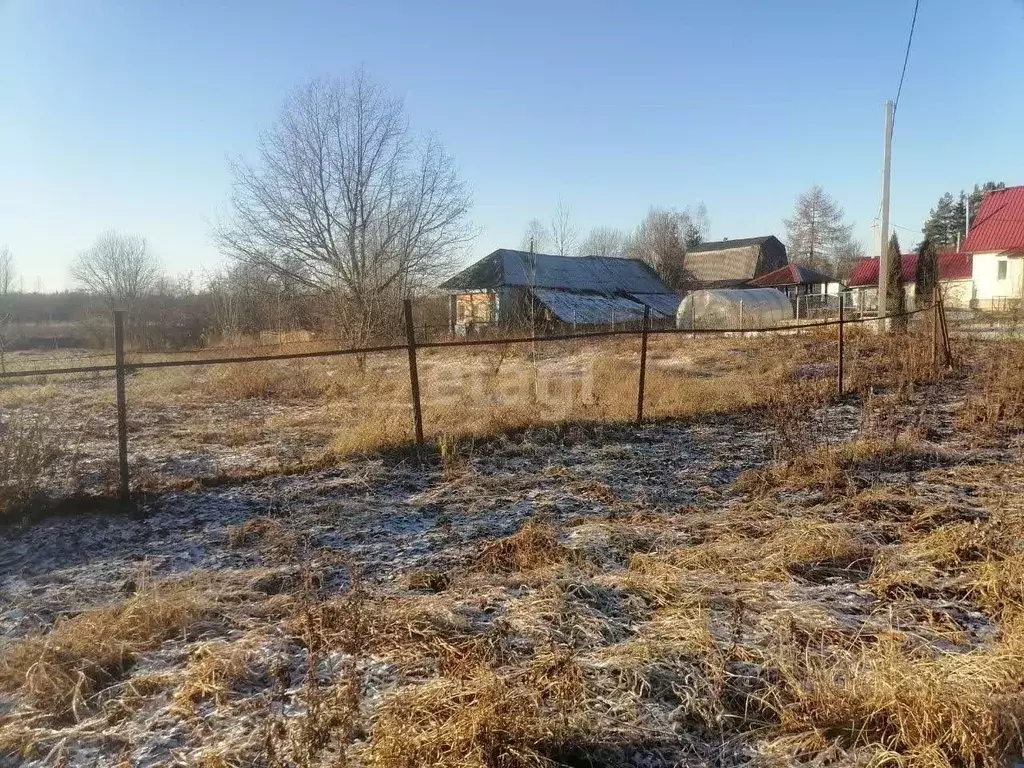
679, 236, 786, 283
685, 235, 780, 254
438, 249, 675, 295
691, 279, 753, 290
748, 264, 834, 288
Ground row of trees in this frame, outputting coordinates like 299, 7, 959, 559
523, 185, 864, 284
921, 181, 1005, 249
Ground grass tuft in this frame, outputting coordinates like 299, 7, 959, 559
0, 577, 217, 719
473, 522, 570, 573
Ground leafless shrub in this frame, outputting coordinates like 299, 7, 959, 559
0, 412, 64, 518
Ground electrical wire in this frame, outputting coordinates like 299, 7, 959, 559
892, 0, 921, 125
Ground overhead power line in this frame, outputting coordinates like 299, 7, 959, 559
892, 0, 921, 125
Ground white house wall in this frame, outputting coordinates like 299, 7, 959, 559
938, 279, 973, 309
973, 252, 1023, 307
850, 278, 972, 312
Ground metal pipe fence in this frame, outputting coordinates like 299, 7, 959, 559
0, 299, 950, 504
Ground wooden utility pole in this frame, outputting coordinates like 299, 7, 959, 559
878, 100, 894, 331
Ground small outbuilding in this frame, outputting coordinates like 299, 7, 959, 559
681, 235, 789, 289
438, 249, 680, 334
747, 263, 843, 316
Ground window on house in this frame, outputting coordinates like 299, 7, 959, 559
998, 260, 1008, 281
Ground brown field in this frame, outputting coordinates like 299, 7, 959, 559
6, 324, 1024, 767
0, 323, 920, 502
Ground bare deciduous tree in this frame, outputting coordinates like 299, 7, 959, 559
579, 227, 628, 258
550, 201, 578, 256
521, 219, 550, 253
627, 206, 708, 289
0, 247, 14, 296
783, 185, 857, 274
215, 71, 472, 342
70, 231, 161, 309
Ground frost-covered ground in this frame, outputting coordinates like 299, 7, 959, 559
3, 410, 810, 638
5, 364, 1020, 767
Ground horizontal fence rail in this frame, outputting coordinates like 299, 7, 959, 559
0, 306, 934, 381
0, 301, 949, 505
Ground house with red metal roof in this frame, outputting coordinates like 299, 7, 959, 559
846, 252, 973, 311
963, 186, 1024, 310
746, 263, 842, 317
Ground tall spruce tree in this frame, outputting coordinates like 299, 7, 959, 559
921, 193, 958, 249
921, 181, 1005, 249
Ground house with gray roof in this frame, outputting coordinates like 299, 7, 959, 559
438, 248, 679, 334
681, 235, 789, 289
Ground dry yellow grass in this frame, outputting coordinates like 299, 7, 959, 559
773, 634, 1024, 768
226, 516, 299, 556
170, 639, 256, 715
0, 578, 216, 719
473, 522, 571, 573
958, 339, 1024, 434
5, 325, 1004, 767
737, 435, 941, 498
367, 664, 586, 768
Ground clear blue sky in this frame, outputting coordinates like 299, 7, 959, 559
2, 0, 1023, 291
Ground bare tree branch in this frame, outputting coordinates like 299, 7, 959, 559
521, 219, 550, 253
579, 227, 629, 258
550, 200, 578, 257
0, 247, 14, 296
215, 70, 472, 340
70, 231, 162, 309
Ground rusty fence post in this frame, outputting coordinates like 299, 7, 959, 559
837, 295, 845, 396
931, 285, 939, 371
937, 293, 953, 368
636, 306, 650, 424
113, 310, 130, 502
403, 299, 425, 444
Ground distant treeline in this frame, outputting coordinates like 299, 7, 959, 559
0, 287, 449, 352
